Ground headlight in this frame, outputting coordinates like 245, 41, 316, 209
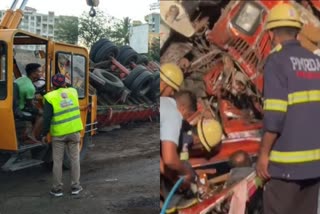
233, 3, 262, 34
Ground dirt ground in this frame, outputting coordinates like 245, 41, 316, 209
0, 122, 159, 214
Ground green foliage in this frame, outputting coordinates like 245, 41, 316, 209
109, 17, 131, 46
148, 37, 160, 62
78, 10, 114, 48
54, 16, 79, 44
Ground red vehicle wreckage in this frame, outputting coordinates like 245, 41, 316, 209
160, 0, 320, 213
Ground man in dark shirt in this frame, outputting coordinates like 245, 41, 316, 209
256, 3, 320, 214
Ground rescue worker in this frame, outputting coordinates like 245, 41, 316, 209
256, 3, 320, 214
174, 90, 223, 159
40, 73, 83, 197
160, 63, 195, 190
190, 118, 222, 159
15, 63, 43, 141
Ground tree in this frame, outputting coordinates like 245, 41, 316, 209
54, 16, 79, 45
109, 17, 131, 46
78, 10, 113, 48
148, 37, 160, 62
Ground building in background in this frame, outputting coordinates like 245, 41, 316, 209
129, 24, 149, 54
0, 7, 78, 50
130, 12, 160, 54
132, 20, 143, 27
144, 13, 160, 33
0, 7, 54, 50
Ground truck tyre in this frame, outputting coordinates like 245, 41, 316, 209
118, 46, 139, 66
130, 70, 153, 96
89, 72, 105, 91
123, 65, 146, 88
90, 38, 108, 61
63, 134, 91, 169
93, 69, 124, 93
147, 71, 160, 101
137, 55, 149, 65
94, 41, 119, 63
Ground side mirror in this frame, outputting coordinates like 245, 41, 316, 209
86, 0, 99, 7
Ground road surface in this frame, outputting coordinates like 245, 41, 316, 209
0, 122, 159, 214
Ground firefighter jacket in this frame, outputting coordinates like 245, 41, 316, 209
263, 40, 320, 180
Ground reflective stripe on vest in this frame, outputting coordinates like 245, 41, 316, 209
270, 149, 320, 163
44, 88, 83, 136
264, 99, 287, 112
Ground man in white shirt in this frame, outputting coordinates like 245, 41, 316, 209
160, 63, 194, 188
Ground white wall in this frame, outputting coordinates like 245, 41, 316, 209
129, 24, 149, 54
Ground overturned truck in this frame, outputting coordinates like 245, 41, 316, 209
160, 0, 320, 213
87, 39, 159, 128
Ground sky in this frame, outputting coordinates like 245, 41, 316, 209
0, 0, 159, 22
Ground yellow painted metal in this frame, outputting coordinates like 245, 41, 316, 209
0, 9, 14, 29
0, 32, 18, 151
0, 29, 92, 152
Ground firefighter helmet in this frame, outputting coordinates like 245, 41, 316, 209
160, 63, 184, 91
197, 118, 222, 152
265, 3, 302, 30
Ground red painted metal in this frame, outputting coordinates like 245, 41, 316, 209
111, 57, 130, 75
179, 171, 259, 214
190, 140, 260, 167
97, 105, 158, 127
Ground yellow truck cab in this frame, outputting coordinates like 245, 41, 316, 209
0, 0, 97, 171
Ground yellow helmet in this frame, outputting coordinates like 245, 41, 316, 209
197, 118, 223, 152
265, 3, 302, 30
160, 63, 184, 91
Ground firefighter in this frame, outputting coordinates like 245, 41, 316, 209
256, 3, 320, 214
40, 73, 83, 197
174, 90, 223, 158
190, 118, 222, 158
160, 63, 195, 189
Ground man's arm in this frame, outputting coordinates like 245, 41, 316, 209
161, 141, 194, 177
261, 55, 287, 153
256, 55, 288, 179
25, 83, 36, 108
41, 99, 53, 137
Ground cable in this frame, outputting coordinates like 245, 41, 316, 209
160, 177, 185, 214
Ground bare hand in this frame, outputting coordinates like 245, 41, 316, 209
181, 170, 195, 190
41, 136, 47, 144
178, 58, 191, 73
256, 153, 270, 180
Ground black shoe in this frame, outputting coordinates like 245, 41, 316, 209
50, 188, 63, 197
71, 186, 83, 195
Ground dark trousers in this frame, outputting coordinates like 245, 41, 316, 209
263, 178, 320, 214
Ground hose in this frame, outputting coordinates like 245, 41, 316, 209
160, 177, 185, 214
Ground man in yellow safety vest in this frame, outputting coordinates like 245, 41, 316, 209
41, 73, 83, 197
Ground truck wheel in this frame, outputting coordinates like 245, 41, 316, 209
130, 70, 153, 96
93, 69, 124, 93
63, 134, 91, 169
147, 71, 160, 101
90, 38, 108, 61
136, 55, 149, 65
118, 46, 139, 66
94, 41, 119, 63
123, 65, 146, 88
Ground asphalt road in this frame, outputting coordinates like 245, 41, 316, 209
0, 122, 159, 214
